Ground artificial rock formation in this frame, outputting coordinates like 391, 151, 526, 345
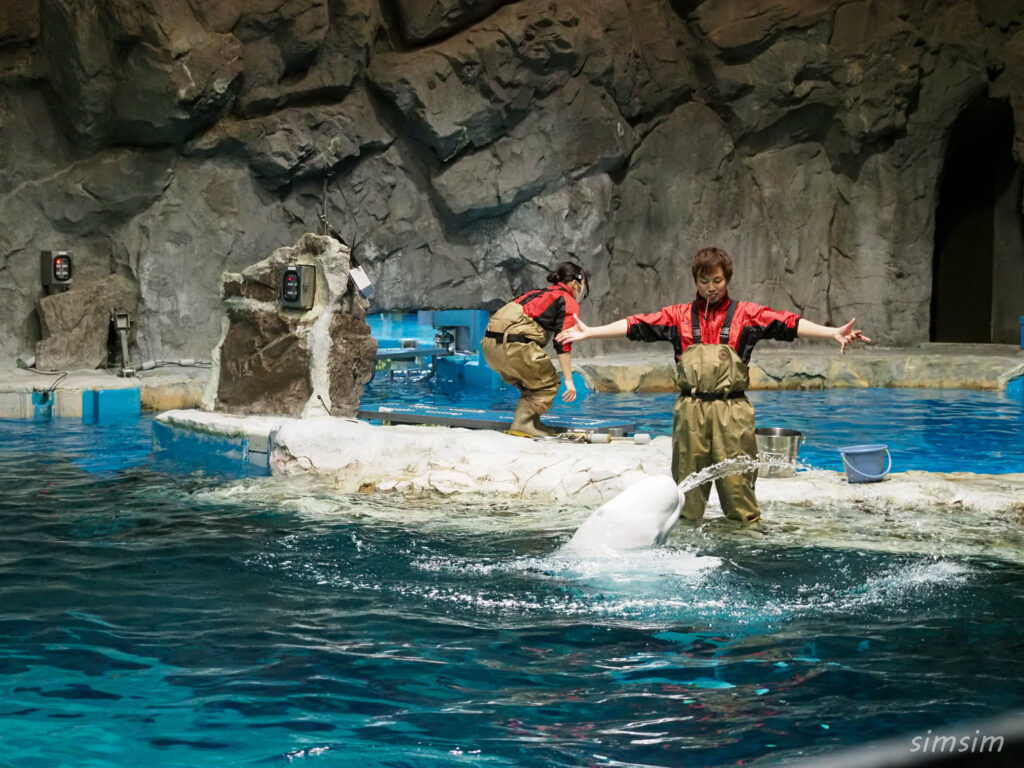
204, 233, 377, 418
4, 0, 1024, 366
35, 273, 139, 371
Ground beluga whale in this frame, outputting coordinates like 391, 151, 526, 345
561, 475, 682, 553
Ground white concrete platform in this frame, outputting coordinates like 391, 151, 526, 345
154, 409, 1024, 516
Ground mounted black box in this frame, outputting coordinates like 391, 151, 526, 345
281, 264, 315, 310
41, 250, 73, 289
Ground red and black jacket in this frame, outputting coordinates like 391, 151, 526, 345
625, 293, 800, 364
514, 283, 580, 354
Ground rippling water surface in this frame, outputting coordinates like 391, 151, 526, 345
2, 404, 1023, 767
363, 381, 1024, 474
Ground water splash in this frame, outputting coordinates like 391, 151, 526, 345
676, 454, 794, 496
189, 457, 1024, 563
562, 456, 783, 554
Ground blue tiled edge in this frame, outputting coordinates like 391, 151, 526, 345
151, 420, 271, 476
1008, 374, 1023, 402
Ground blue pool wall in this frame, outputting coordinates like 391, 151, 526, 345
1008, 373, 1023, 402
82, 388, 141, 423
2, 386, 143, 423
151, 420, 270, 477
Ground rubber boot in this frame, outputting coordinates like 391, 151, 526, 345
509, 400, 550, 438
531, 413, 558, 436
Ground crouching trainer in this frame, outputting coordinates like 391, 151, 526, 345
482, 261, 589, 438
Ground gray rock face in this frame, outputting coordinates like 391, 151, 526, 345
431, 80, 637, 223
393, 0, 512, 45
0, 0, 39, 48
35, 273, 139, 371
3, 0, 1024, 365
206, 233, 377, 418
40, 0, 242, 146
186, 86, 394, 191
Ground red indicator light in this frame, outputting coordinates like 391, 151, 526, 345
54, 256, 72, 281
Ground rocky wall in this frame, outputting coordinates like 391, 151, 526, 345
2, 0, 1024, 366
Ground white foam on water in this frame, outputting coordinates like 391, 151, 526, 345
247, 525, 976, 629
378, 546, 726, 624
396, 545, 976, 627
414, 546, 723, 581
687, 558, 975, 624
189, 454, 1024, 563
813, 558, 973, 613
193, 476, 582, 534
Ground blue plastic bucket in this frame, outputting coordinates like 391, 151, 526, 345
838, 444, 891, 483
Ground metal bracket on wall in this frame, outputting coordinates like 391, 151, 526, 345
111, 310, 135, 377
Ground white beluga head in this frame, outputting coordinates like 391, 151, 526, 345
562, 475, 682, 553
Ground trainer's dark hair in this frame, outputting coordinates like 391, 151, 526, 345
691, 247, 733, 282
547, 261, 590, 299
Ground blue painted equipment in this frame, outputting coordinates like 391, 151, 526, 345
1008, 374, 1024, 402
82, 388, 141, 423
32, 390, 53, 422
369, 310, 588, 400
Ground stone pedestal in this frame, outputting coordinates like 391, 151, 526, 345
35, 274, 139, 371
203, 233, 377, 418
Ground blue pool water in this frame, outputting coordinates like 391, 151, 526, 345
365, 312, 1024, 474
363, 381, 1024, 475
2, 388, 1024, 767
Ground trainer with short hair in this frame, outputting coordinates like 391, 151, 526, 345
557, 247, 869, 523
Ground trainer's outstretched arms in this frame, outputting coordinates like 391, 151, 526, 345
797, 317, 871, 354
556, 316, 629, 345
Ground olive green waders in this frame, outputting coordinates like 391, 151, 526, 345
672, 343, 760, 523
481, 302, 561, 437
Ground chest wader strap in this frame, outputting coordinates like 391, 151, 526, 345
684, 390, 748, 401
691, 299, 737, 345
485, 330, 533, 345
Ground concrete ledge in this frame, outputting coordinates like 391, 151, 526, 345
0, 367, 210, 419
575, 344, 1024, 392
2, 344, 1023, 419
138, 371, 209, 411
0, 368, 141, 419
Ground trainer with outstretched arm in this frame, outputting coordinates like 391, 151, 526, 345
482, 261, 590, 438
556, 247, 869, 524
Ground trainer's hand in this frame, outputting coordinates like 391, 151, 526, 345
834, 318, 870, 353
556, 314, 590, 345
561, 383, 577, 403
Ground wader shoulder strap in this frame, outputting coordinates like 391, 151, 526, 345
691, 300, 737, 345
719, 299, 736, 344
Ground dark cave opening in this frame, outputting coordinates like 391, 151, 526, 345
931, 96, 1022, 344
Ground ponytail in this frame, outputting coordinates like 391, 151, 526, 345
547, 261, 590, 299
